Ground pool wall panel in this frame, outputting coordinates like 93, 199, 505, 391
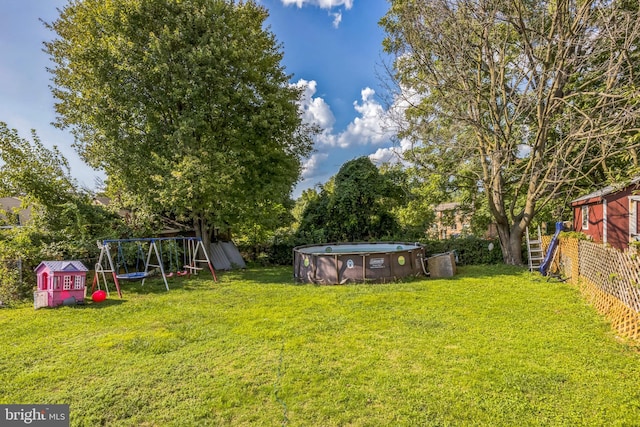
315, 255, 338, 284
337, 255, 365, 284
293, 242, 426, 284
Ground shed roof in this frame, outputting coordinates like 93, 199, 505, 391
434, 202, 460, 212
570, 177, 640, 206
35, 260, 88, 273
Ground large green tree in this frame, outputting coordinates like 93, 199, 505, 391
381, 0, 640, 264
296, 157, 402, 242
45, 0, 314, 252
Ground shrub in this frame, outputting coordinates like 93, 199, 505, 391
238, 235, 504, 267
0, 230, 39, 305
0, 258, 28, 306
421, 236, 503, 266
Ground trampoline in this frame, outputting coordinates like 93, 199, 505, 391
293, 242, 426, 284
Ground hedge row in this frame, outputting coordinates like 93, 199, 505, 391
239, 236, 504, 267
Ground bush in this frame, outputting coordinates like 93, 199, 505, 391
237, 242, 296, 267
0, 258, 29, 306
0, 230, 40, 306
421, 236, 503, 266
238, 235, 504, 267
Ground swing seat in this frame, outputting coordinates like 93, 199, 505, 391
116, 271, 150, 281
166, 271, 185, 278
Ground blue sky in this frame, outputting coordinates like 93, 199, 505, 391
0, 0, 402, 198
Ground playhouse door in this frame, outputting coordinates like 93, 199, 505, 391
629, 197, 640, 242
34, 291, 48, 309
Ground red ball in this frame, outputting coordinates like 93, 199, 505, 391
92, 290, 107, 303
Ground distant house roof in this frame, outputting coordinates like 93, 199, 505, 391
434, 202, 460, 212
93, 196, 112, 206
35, 260, 88, 273
94, 196, 194, 235
571, 177, 640, 206
0, 197, 32, 226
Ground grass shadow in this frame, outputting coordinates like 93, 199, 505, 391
451, 264, 528, 279
93, 270, 221, 296
41, 298, 128, 310
225, 266, 295, 285
117, 279, 176, 295
223, 265, 525, 286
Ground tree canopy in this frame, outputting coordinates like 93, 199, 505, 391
296, 157, 402, 242
0, 122, 75, 210
381, 0, 640, 264
44, 0, 314, 249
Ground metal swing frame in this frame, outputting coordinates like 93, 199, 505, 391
92, 237, 217, 298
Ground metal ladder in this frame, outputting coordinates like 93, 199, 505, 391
526, 225, 545, 272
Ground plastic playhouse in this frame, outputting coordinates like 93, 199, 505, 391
34, 260, 88, 308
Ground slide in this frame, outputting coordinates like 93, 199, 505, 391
539, 221, 564, 276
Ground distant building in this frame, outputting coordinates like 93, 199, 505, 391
93, 196, 193, 236
429, 202, 471, 240
0, 197, 31, 228
427, 202, 498, 240
93, 196, 130, 219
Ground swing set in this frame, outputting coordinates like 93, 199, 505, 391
92, 237, 217, 298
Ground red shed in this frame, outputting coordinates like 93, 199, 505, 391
570, 177, 640, 251
34, 260, 88, 308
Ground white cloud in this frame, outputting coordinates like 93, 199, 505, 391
369, 147, 400, 165
320, 87, 394, 149
369, 138, 413, 166
293, 83, 421, 197
331, 11, 342, 28
280, 0, 354, 9
279, 0, 352, 27
301, 152, 329, 180
294, 79, 336, 130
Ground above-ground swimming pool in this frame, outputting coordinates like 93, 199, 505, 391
293, 242, 426, 284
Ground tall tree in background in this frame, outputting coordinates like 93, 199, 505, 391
45, 0, 314, 252
296, 157, 402, 242
381, 0, 640, 264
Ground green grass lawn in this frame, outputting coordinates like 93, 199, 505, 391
2, 265, 640, 426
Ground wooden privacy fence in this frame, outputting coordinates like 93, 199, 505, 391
544, 237, 640, 341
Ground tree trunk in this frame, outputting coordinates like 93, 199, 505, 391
193, 215, 214, 262
496, 222, 523, 265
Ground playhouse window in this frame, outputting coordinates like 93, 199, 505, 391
54, 276, 60, 290
582, 206, 589, 230
74, 275, 83, 289
63, 275, 72, 290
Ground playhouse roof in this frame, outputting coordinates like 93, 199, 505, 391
571, 176, 640, 206
35, 260, 88, 273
